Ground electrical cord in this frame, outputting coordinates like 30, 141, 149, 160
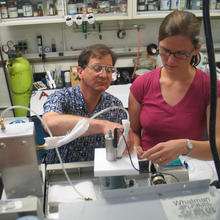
0, 105, 86, 200
203, 0, 220, 187
118, 129, 180, 183
0, 105, 130, 200
131, 28, 142, 80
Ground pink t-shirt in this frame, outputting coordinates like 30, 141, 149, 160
130, 67, 220, 151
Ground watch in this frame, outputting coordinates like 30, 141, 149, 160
182, 139, 193, 156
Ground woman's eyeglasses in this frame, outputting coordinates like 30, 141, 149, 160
158, 47, 195, 60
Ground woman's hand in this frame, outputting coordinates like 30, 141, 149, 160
140, 139, 187, 165
136, 145, 145, 159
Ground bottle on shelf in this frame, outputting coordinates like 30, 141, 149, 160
76, 0, 83, 14
190, 0, 202, 10
178, 0, 187, 10
82, 2, 87, 14
120, 0, 127, 13
0, 1, 8, 18
33, 4, 39, 16
8, 0, 18, 18
160, 0, 170, 11
137, 0, 146, 12
56, 0, 64, 16
48, 1, 56, 15
17, 0, 24, 17
217, 1, 220, 9
171, 0, 178, 10
23, 0, 33, 17
210, 0, 217, 9
67, 0, 77, 15
64, 71, 71, 87
87, 2, 93, 13
37, 2, 44, 16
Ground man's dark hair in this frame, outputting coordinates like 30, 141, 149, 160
78, 44, 117, 68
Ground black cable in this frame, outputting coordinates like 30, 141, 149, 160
203, 0, 220, 187
119, 129, 180, 183
0, 46, 15, 116
42, 157, 48, 216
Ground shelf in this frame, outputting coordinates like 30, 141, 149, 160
0, 13, 132, 26
0, 0, 219, 27
23, 46, 146, 62
133, 9, 220, 20
0, 0, 133, 26
0, 16, 66, 26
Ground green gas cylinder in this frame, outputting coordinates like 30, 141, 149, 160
7, 57, 33, 117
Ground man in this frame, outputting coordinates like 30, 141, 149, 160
42, 44, 133, 164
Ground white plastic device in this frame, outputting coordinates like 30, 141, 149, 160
117, 119, 130, 158
65, 15, 73, 26
75, 14, 83, 25
46, 71, 56, 89
86, 13, 95, 24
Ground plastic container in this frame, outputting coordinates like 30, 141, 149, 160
190, 0, 202, 10
120, 1, 127, 13
67, 0, 77, 15
23, 0, 33, 17
17, 0, 24, 17
64, 71, 71, 87
8, 0, 18, 18
178, 0, 186, 10
160, 0, 170, 10
0, 1, 8, 18
171, 0, 178, 10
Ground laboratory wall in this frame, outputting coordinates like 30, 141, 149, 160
1, 17, 220, 113
1, 18, 220, 55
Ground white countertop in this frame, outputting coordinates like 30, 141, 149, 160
30, 84, 131, 117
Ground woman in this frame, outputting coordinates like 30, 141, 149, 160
129, 10, 220, 165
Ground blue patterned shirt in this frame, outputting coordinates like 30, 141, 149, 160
43, 85, 127, 164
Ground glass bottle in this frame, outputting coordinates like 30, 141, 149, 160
120, 1, 127, 13
49, 1, 56, 15
67, 0, 77, 15
37, 2, 44, 16
87, 3, 93, 13
7, 0, 18, 18
0, 1, 8, 18
190, 0, 202, 10
56, 0, 63, 16
33, 4, 38, 16
82, 3, 87, 14
76, 0, 83, 14
17, 0, 24, 17
23, 0, 33, 17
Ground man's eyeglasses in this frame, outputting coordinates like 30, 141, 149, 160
87, 64, 117, 75
158, 47, 195, 60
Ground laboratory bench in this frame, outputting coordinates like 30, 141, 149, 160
1, 157, 220, 220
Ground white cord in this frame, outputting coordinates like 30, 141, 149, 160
89, 105, 129, 121
0, 105, 129, 200
0, 105, 84, 200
